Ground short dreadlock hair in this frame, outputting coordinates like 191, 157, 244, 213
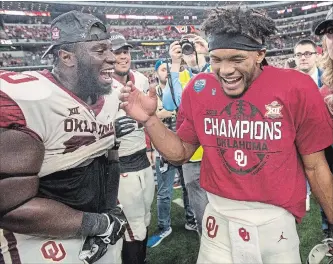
201, 7, 276, 45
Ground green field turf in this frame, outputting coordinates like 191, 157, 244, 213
147, 190, 329, 264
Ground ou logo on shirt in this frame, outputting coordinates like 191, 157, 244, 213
235, 150, 247, 167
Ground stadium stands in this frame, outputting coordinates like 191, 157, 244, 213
0, 1, 331, 71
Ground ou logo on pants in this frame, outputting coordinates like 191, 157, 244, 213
41, 241, 66, 262
206, 216, 219, 238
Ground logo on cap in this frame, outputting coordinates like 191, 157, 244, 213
51, 27, 60, 40
110, 33, 125, 41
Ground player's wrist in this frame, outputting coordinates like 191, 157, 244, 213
143, 115, 159, 128
97, 214, 115, 243
78, 212, 110, 237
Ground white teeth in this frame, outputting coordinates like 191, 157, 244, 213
224, 77, 240, 82
102, 70, 114, 73
101, 69, 114, 79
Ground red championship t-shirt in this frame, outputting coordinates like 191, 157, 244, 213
177, 66, 333, 221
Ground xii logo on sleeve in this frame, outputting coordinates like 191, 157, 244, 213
68, 106, 80, 116
265, 101, 283, 119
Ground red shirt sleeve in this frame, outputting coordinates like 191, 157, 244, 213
290, 74, 333, 155
0, 90, 41, 141
176, 105, 185, 131
176, 81, 200, 146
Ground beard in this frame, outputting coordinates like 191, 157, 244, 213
76, 59, 111, 101
115, 69, 130, 76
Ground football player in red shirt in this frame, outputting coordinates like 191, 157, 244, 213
119, 7, 333, 263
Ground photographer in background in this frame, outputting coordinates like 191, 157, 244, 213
161, 33, 210, 235
147, 59, 197, 248
163, 33, 210, 111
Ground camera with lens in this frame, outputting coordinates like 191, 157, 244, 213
179, 39, 195, 55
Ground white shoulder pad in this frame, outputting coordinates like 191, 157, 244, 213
0, 71, 53, 101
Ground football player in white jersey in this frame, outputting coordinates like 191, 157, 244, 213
0, 11, 134, 264
109, 32, 155, 264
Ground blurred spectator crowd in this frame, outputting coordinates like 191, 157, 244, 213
0, 52, 53, 67
3, 18, 318, 45
4, 24, 50, 41
0, 1, 327, 72
114, 26, 182, 40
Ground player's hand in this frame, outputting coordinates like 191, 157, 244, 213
169, 41, 182, 64
193, 36, 209, 55
115, 116, 136, 138
98, 205, 127, 245
119, 81, 158, 124
79, 236, 108, 264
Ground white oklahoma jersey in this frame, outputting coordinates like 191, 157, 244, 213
0, 70, 122, 264
113, 71, 154, 242
113, 70, 149, 157
0, 70, 118, 176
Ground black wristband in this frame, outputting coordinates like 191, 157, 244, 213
77, 212, 109, 237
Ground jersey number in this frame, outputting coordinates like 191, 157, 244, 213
63, 135, 96, 154
0, 72, 38, 84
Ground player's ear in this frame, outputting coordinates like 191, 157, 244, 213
256, 49, 266, 64
58, 49, 76, 67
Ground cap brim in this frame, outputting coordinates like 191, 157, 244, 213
113, 43, 133, 51
41, 44, 55, 59
315, 20, 333, 35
